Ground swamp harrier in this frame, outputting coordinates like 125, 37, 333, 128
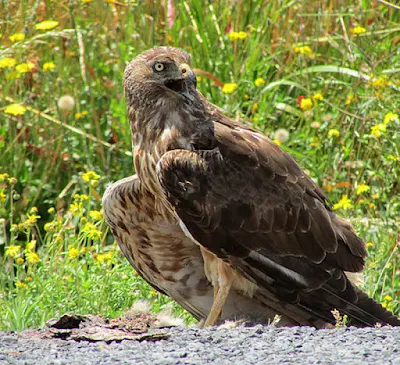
103, 47, 400, 328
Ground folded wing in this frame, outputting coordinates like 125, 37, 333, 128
157, 121, 400, 327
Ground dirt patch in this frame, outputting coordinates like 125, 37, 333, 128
19, 313, 169, 343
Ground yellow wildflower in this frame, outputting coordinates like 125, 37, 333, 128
222, 83, 238, 94
333, 195, 353, 210
386, 154, 399, 161
82, 222, 102, 241
370, 123, 386, 138
9, 33, 25, 42
370, 76, 389, 89
294, 45, 312, 56
365, 242, 374, 248
82, 170, 101, 183
96, 252, 113, 263
251, 103, 259, 113
273, 139, 281, 146
229, 31, 238, 41
345, 94, 354, 105
75, 111, 89, 119
254, 78, 265, 87
312, 93, 324, 102
68, 246, 80, 259
371, 194, 379, 199
48, 207, 56, 214
0, 57, 17, 68
229, 31, 247, 41
238, 31, 247, 39
30, 206, 38, 213
69, 201, 83, 216
26, 240, 36, 252
35, 20, 59, 31
105, 0, 116, 2
300, 98, 313, 111
0, 191, 6, 204
369, 203, 375, 209
25, 212, 41, 226
82, 0, 93, 2
16, 281, 27, 289
0, 173, 9, 182
5, 245, 21, 257
43, 61, 56, 72
328, 129, 340, 138
383, 112, 398, 124
16, 62, 35, 73
89, 210, 103, 221
44, 219, 62, 232
25, 251, 40, 264
74, 193, 89, 201
356, 184, 370, 195
16, 257, 25, 265
350, 26, 366, 35
384, 295, 393, 302
4, 103, 27, 116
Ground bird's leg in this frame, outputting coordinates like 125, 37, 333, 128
203, 260, 233, 327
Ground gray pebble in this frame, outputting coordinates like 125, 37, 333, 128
0, 326, 400, 364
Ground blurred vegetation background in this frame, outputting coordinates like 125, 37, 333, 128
0, 0, 399, 330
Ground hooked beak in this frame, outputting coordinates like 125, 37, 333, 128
164, 63, 197, 101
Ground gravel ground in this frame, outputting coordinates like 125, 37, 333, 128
1, 325, 399, 365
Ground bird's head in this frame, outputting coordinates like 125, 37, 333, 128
124, 47, 198, 107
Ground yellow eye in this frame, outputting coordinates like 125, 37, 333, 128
154, 62, 164, 72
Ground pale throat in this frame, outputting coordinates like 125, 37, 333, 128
130, 104, 194, 201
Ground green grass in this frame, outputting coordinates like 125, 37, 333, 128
0, 0, 399, 331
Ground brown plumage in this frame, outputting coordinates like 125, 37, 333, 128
103, 46, 400, 328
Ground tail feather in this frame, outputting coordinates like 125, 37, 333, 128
346, 288, 400, 327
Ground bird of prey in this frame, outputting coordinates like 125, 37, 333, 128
103, 46, 400, 328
